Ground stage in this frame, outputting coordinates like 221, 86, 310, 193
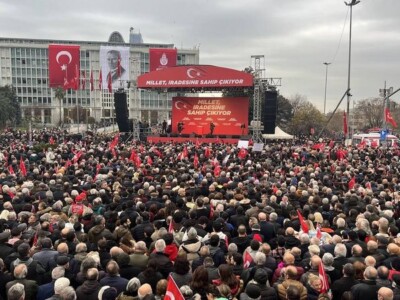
146, 135, 250, 144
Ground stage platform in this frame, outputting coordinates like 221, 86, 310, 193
147, 135, 250, 144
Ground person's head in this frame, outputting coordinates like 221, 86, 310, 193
7, 283, 25, 300
174, 255, 190, 275
86, 268, 99, 281
60, 286, 76, 300
191, 266, 209, 289
106, 260, 120, 277
308, 275, 322, 291
342, 263, 355, 278
285, 266, 298, 280
364, 266, 378, 280
126, 277, 141, 295
378, 287, 394, 300
155, 279, 167, 298
138, 283, 153, 300
14, 264, 28, 279
365, 256, 376, 267
54, 277, 70, 295
154, 239, 166, 252
286, 284, 301, 300
107, 50, 120, 70
377, 266, 389, 280
52, 266, 66, 280
283, 253, 295, 265
254, 252, 266, 266
322, 253, 334, 267
334, 243, 347, 258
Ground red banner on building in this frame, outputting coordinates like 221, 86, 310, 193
48, 45, 80, 90
138, 65, 254, 89
172, 97, 249, 136
149, 48, 177, 72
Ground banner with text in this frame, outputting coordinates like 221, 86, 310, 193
172, 97, 249, 136
149, 48, 177, 72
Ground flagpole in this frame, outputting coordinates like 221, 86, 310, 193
76, 89, 79, 134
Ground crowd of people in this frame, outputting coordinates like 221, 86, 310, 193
0, 127, 399, 300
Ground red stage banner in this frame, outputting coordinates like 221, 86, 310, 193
172, 97, 249, 136
48, 45, 80, 89
138, 65, 254, 89
149, 48, 177, 72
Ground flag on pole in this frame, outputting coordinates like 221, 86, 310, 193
193, 153, 199, 169
168, 219, 174, 233
165, 275, 185, 300
19, 157, 27, 177
99, 69, 103, 90
316, 224, 322, 239
319, 261, 330, 294
297, 209, 309, 233
90, 69, 94, 91
343, 111, 348, 136
348, 177, 356, 190
8, 165, 14, 175
243, 251, 253, 269
385, 108, 397, 128
107, 71, 112, 93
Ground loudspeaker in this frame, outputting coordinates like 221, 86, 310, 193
263, 90, 278, 134
114, 92, 130, 132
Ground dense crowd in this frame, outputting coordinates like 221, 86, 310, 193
0, 128, 400, 300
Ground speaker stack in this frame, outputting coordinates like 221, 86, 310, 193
114, 92, 130, 132
263, 90, 278, 134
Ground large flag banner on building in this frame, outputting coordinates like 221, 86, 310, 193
100, 46, 130, 89
172, 97, 249, 136
48, 45, 80, 89
149, 48, 177, 72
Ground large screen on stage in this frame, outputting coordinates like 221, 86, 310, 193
172, 97, 249, 136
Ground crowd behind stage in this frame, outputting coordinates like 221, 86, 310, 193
1, 127, 400, 300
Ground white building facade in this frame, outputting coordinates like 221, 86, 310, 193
0, 31, 199, 126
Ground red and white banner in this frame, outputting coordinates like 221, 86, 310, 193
172, 97, 249, 136
48, 45, 80, 90
149, 48, 177, 72
243, 251, 253, 269
138, 65, 254, 89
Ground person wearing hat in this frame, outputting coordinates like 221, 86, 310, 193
98, 285, 118, 300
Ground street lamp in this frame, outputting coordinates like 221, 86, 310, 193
323, 62, 331, 115
345, 0, 360, 138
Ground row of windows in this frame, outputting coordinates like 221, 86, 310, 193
17, 87, 51, 95
18, 97, 51, 104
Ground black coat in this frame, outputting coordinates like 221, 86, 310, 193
351, 280, 380, 300
331, 276, 359, 300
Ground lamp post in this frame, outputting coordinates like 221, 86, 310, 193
323, 62, 331, 115
345, 0, 360, 138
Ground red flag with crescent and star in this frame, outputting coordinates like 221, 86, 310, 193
319, 261, 330, 293
297, 209, 309, 233
165, 275, 185, 300
385, 108, 398, 128
48, 44, 80, 89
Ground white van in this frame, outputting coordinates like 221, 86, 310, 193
352, 132, 398, 147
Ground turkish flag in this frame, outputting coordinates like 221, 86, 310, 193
385, 108, 397, 128
129, 149, 137, 161
193, 153, 199, 168
149, 48, 177, 72
147, 156, 153, 165
238, 147, 248, 159
107, 71, 112, 93
316, 224, 322, 239
348, 177, 356, 190
297, 209, 309, 233
48, 44, 80, 89
99, 69, 103, 90
319, 262, 330, 293
165, 276, 184, 300
243, 251, 253, 269
19, 157, 27, 177
90, 69, 94, 91
343, 112, 348, 135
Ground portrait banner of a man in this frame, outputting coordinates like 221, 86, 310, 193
100, 46, 130, 90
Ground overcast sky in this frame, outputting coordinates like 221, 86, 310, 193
0, 0, 399, 112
